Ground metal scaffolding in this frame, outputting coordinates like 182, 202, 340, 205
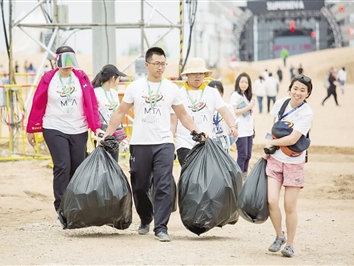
6, 0, 184, 109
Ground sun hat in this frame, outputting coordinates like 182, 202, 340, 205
181, 58, 212, 77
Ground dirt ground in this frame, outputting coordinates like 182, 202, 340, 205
1, 48, 354, 265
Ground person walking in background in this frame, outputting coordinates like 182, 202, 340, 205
289, 65, 295, 80
172, 58, 238, 165
92, 64, 127, 161
253, 75, 266, 114
230, 72, 255, 180
297, 64, 303, 75
26, 45, 101, 213
264, 74, 313, 258
208, 80, 239, 153
263, 69, 269, 80
322, 68, 339, 106
102, 47, 205, 242
281, 47, 289, 67
277, 66, 283, 83
337, 67, 347, 94
265, 72, 279, 113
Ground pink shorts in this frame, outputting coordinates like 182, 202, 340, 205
266, 156, 305, 188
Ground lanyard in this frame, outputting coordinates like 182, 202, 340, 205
186, 89, 205, 109
147, 79, 162, 111
101, 85, 118, 111
213, 112, 220, 126
281, 102, 304, 119
58, 72, 73, 100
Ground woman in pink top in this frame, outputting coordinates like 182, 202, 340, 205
26, 45, 101, 213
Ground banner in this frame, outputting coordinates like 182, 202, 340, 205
247, 0, 325, 14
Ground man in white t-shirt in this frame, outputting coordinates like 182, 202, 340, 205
265, 72, 279, 113
337, 67, 347, 94
103, 47, 204, 242
171, 58, 238, 166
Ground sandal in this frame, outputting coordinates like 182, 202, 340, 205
281, 245, 294, 257
268, 233, 286, 252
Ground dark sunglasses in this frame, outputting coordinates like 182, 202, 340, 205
294, 74, 311, 83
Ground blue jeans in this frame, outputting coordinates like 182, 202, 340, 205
257, 96, 263, 113
267, 96, 276, 113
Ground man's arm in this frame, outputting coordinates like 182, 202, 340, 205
170, 113, 178, 136
172, 104, 202, 134
103, 101, 133, 137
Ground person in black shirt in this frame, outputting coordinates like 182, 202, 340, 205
322, 69, 339, 106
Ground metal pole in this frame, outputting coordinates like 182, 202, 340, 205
178, 0, 183, 78
9, 0, 15, 154
141, 0, 145, 55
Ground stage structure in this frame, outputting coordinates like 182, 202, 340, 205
233, 0, 353, 61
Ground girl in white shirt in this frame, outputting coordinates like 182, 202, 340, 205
230, 73, 255, 179
92, 64, 126, 161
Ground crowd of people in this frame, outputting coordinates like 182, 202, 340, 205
25, 45, 316, 258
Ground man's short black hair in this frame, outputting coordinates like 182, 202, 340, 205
145, 47, 166, 62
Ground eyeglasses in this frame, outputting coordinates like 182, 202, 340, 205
294, 74, 311, 83
147, 62, 168, 67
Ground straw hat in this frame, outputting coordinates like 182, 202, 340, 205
181, 58, 212, 77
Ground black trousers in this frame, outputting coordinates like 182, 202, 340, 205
176, 147, 191, 167
322, 87, 339, 105
43, 129, 88, 211
129, 143, 174, 234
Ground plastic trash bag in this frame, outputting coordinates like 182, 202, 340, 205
58, 138, 132, 230
237, 158, 269, 224
178, 138, 243, 235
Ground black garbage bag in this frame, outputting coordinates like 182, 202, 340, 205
58, 137, 132, 230
237, 158, 269, 224
178, 138, 243, 235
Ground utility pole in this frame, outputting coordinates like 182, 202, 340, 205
92, 0, 116, 75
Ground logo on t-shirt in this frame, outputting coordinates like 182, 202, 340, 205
188, 101, 206, 112
142, 94, 163, 104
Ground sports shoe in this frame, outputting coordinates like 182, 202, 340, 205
268, 233, 286, 252
155, 231, 171, 242
137, 224, 150, 235
281, 245, 294, 257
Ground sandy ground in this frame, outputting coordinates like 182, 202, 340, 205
1, 48, 354, 265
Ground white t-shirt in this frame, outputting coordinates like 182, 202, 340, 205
270, 97, 313, 164
43, 72, 88, 134
175, 85, 225, 150
122, 77, 181, 145
265, 76, 279, 97
230, 92, 254, 137
94, 86, 120, 124
253, 79, 266, 97
337, 69, 347, 82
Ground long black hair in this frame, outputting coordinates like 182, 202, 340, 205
234, 72, 252, 101
91, 64, 120, 88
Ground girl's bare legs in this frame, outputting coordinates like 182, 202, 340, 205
267, 177, 285, 238
283, 186, 301, 247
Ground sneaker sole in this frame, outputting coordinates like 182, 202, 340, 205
138, 231, 149, 235
154, 236, 170, 242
